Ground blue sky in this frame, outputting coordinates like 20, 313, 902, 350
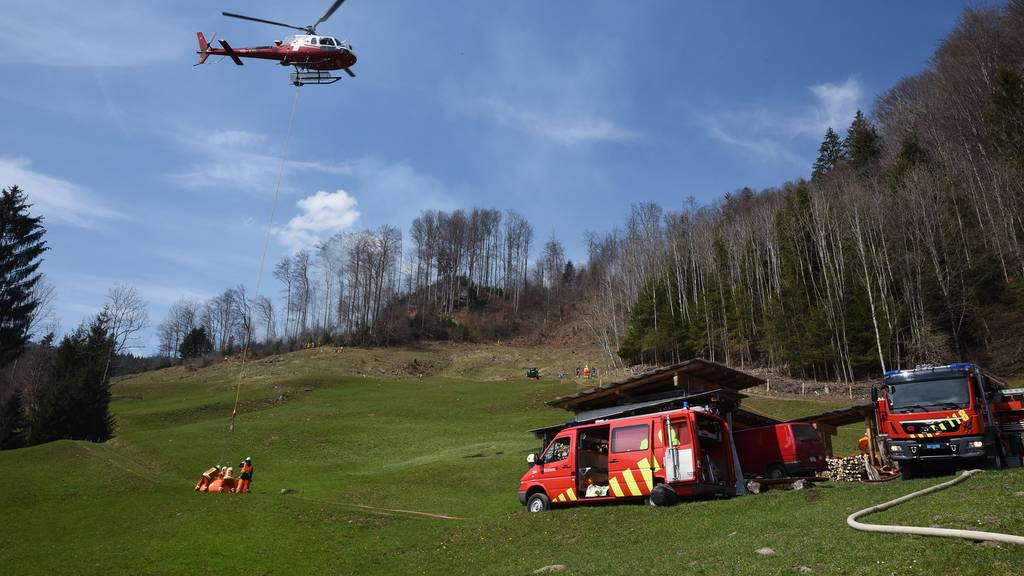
0, 0, 985, 351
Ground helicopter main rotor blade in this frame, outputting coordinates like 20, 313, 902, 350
311, 0, 346, 30
222, 12, 307, 33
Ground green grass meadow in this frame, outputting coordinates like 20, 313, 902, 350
2, 348, 1022, 575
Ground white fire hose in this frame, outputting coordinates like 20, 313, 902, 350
847, 469, 1024, 545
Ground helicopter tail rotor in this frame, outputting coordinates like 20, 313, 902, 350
196, 32, 211, 65
195, 32, 218, 65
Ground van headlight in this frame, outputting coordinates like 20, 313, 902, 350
890, 445, 903, 453
969, 440, 984, 449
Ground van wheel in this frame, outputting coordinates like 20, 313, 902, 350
766, 464, 786, 480
648, 484, 678, 507
526, 493, 550, 513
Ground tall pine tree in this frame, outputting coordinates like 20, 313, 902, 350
0, 186, 48, 366
843, 110, 882, 170
812, 127, 845, 180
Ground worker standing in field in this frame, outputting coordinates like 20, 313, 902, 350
236, 457, 253, 493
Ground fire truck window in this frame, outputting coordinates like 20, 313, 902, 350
669, 421, 691, 446
611, 424, 650, 453
543, 437, 570, 463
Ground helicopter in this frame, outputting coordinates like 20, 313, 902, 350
196, 0, 357, 86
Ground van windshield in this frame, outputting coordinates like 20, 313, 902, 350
792, 425, 821, 443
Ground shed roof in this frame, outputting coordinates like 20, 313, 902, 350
784, 403, 875, 427
547, 358, 765, 412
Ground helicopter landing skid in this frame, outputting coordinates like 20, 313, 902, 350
290, 68, 341, 86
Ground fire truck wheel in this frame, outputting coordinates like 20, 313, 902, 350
766, 464, 786, 480
526, 493, 550, 513
899, 461, 915, 480
648, 484, 678, 507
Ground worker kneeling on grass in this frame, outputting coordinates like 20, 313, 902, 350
236, 457, 253, 493
195, 465, 221, 492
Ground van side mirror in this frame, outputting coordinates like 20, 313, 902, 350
871, 387, 878, 403
527, 453, 537, 465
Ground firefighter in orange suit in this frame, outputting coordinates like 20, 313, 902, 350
195, 465, 220, 492
236, 457, 253, 493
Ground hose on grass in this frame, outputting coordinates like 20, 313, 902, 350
847, 469, 1024, 545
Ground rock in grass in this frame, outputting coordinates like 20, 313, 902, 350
534, 565, 567, 574
797, 567, 813, 573
756, 547, 776, 556
792, 479, 813, 491
746, 481, 762, 495
280, 488, 296, 495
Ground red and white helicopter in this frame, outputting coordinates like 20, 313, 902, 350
197, 0, 357, 86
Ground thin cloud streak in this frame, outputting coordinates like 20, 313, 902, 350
700, 76, 866, 167
474, 97, 640, 145
0, 156, 123, 227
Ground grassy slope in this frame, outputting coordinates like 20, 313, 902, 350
1, 347, 1022, 575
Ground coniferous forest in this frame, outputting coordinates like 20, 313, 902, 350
602, 3, 1024, 380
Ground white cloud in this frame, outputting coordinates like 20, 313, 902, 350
276, 190, 361, 251
0, 156, 121, 226
0, 1, 182, 67
700, 76, 866, 167
807, 77, 864, 135
475, 97, 640, 145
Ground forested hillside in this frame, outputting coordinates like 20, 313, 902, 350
601, 3, 1024, 380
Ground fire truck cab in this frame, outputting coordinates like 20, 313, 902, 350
518, 408, 736, 511
875, 363, 1024, 478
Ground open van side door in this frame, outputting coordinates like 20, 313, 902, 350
663, 414, 696, 483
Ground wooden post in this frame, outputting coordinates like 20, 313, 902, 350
865, 413, 877, 466
812, 422, 837, 457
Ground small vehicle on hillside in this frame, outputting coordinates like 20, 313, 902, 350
733, 422, 827, 479
526, 368, 540, 380
518, 408, 736, 512
873, 363, 1024, 479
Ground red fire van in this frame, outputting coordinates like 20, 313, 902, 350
733, 422, 826, 479
517, 408, 736, 512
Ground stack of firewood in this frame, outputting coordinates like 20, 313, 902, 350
825, 456, 867, 481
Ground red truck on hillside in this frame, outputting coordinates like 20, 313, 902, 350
874, 363, 1024, 479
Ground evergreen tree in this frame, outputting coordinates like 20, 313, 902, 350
990, 66, 1024, 161
560, 261, 576, 289
843, 110, 882, 170
811, 127, 845, 180
30, 316, 115, 443
179, 326, 214, 359
0, 388, 27, 450
0, 186, 48, 366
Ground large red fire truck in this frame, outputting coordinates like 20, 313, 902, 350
517, 407, 736, 512
873, 363, 1024, 479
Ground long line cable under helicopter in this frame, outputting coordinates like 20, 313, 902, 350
216, 85, 302, 467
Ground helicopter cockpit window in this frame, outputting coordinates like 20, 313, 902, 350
320, 37, 335, 46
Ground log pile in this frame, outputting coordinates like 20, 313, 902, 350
825, 456, 867, 481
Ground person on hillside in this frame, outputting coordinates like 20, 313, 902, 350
195, 465, 221, 492
236, 457, 254, 493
